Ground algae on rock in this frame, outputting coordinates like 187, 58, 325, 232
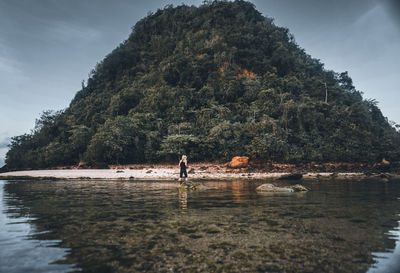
256, 183, 308, 193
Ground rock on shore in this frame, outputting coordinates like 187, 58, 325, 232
224, 156, 249, 168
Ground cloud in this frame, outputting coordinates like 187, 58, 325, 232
0, 43, 19, 73
0, 135, 10, 149
0, 142, 7, 167
0, 41, 29, 83
0, 55, 20, 75
382, 0, 400, 28
0, 140, 9, 149
45, 21, 102, 46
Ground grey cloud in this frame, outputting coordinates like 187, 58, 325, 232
0, 138, 10, 149
384, 0, 400, 26
253, 0, 377, 26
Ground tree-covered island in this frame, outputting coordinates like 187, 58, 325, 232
4, 0, 400, 170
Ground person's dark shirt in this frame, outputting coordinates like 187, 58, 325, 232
180, 161, 186, 170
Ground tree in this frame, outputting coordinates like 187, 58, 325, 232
159, 134, 201, 161
84, 116, 143, 164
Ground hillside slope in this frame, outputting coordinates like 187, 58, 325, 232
6, 0, 400, 169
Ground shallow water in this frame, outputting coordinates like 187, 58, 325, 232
1, 178, 400, 273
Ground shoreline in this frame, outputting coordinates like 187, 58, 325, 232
0, 170, 360, 180
0, 163, 396, 181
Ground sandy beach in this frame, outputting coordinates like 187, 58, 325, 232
0, 163, 363, 180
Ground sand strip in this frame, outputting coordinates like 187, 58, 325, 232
0, 168, 362, 180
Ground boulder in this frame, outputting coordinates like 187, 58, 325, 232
256, 183, 308, 193
256, 184, 293, 193
290, 184, 308, 192
225, 156, 249, 168
382, 158, 390, 165
77, 161, 89, 169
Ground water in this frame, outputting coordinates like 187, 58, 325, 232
1, 178, 400, 273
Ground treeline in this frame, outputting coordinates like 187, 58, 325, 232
6, 0, 400, 169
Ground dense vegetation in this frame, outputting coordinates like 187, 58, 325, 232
5, 0, 400, 169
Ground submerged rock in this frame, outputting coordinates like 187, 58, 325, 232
256, 184, 293, 193
290, 184, 308, 192
178, 182, 217, 191
178, 182, 192, 191
257, 183, 308, 193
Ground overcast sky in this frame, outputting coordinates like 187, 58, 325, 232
0, 0, 399, 166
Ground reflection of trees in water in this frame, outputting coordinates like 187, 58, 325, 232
2, 179, 400, 273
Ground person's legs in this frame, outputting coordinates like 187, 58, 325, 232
179, 169, 184, 183
184, 170, 188, 181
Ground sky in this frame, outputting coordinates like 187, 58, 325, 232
0, 0, 399, 167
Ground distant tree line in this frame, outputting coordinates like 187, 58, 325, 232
5, 0, 400, 169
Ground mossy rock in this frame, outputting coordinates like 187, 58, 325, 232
178, 182, 217, 191
257, 183, 309, 192
256, 184, 293, 192
290, 184, 309, 192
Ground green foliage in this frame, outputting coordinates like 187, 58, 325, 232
159, 134, 201, 160
5, 0, 400, 169
84, 116, 144, 164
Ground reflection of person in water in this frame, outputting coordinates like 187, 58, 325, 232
178, 190, 188, 210
178, 155, 188, 182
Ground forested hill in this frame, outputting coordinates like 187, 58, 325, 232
5, 0, 400, 169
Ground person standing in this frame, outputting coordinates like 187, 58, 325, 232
178, 155, 188, 182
